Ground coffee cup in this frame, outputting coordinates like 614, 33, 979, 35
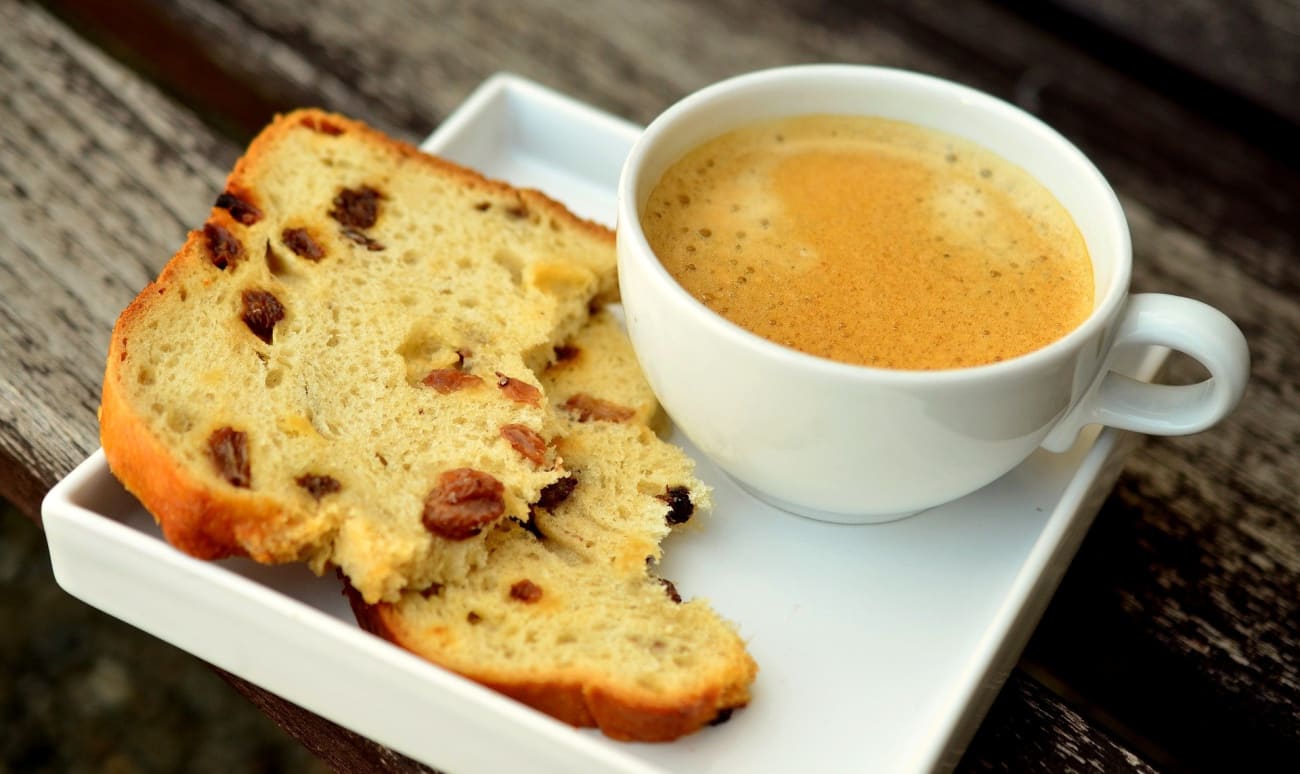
616, 65, 1249, 522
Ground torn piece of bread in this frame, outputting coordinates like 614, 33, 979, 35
100, 109, 615, 603
349, 312, 757, 741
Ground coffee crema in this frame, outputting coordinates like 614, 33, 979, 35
642, 115, 1094, 370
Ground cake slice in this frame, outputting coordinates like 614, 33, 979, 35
100, 109, 616, 603
349, 312, 757, 741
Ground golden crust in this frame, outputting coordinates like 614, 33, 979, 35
347, 586, 754, 743
243, 110, 617, 299
102, 231, 250, 560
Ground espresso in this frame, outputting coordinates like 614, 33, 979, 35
642, 115, 1094, 369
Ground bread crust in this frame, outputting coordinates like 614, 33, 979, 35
236, 110, 616, 299
347, 586, 753, 742
102, 231, 262, 560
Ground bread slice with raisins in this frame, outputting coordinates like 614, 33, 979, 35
348, 311, 757, 742
100, 109, 616, 603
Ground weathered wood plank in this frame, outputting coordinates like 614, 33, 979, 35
0, 0, 235, 516
1043, 0, 1300, 129
959, 671, 1159, 773
220, 670, 438, 774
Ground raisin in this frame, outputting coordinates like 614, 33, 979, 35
300, 116, 344, 135
708, 708, 735, 726
466, 612, 482, 624
422, 468, 505, 540
501, 424, 547, 465
339, 227, 385, 251
241, 289, 285, 344
473, 202, 491, 212
553, 344, 580, 363
214, 191, 262, 225
659, 577, 682, 604
422, 368, 483, 394
495, 372, 541, 406
208, 427, 250, 488
330, 186, 381, 229
657, 486, 694, 525
505, 203, 528, 219
563, 393, 635, 423
509, 579, 543, 603
295, 473, 341, 499
535, 475, 577, 510
282, 228, 325, 260
420, 582, 444, 598
204, 223, 243, 270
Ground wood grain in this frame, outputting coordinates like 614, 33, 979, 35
1044, 0, 1300, 129
0, 0, 235, 516
959, 672, 1159, 774
221, 670, 439, 774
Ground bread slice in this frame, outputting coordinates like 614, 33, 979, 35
100, 109, 616, 603
349, 312, 758, 741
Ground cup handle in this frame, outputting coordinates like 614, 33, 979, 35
1041, 293, 1249, 452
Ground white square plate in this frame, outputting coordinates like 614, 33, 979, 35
43, 74, 1165, 774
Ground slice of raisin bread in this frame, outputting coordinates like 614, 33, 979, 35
100, 109, 616, 603
349, 311, 757, 742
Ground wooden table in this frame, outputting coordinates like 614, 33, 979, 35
4, 0, 1297, 770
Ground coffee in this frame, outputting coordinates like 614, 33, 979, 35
642, 115, 1093, 369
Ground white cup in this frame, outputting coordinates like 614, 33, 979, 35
616, 65, 1250, 523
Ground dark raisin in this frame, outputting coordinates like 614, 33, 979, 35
563, 393, 635, 423
282, 228, 325, 260
422, 468, 505, 540
240, 289, 285, 344
208, 427, 250, 488
501, 424, 547, 465
340, 227, 385, 251
659, 577, 682, 604
295, 473, 341, 499
553, 344, 580, 363
535, 475, 577, 510
505, 204, 528, 219
509, 579, 543, 603
204, 223, 244, 270
420, 582, 444, 598
422, 368, 483, 394
708, 708, 735, 726
473, 202, 491, 212
300, 115, 344, 135
495, 372, 541, 406
466, 612, 482, 624
215, 191, 262, 225
330, 186, 381, 229
657, 486, 694, 525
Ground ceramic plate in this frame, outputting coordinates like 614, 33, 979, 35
43, 74, 1166, 773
